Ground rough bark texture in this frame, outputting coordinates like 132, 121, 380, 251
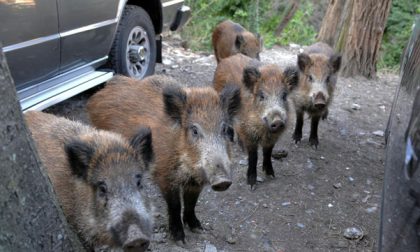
340, 0, 392, 78
274, 0, 300, 37
0, 46, 84, 251
317, 0, 346, 47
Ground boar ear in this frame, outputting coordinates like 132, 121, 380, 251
235, 34, 245, 49
243, 66, 261, 91
220, 84, 241, 119
283, 66, 299, 91
329, 54, 342, 73
65, 140, 94, 180
297, 53, 311, 72
163, 86, 187, 126
130, 127, 154, 169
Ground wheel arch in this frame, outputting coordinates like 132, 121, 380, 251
126, 0, 163, 34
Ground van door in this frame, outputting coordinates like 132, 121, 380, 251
0, 0, 60, 93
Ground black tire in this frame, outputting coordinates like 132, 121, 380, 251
109, 5, 156, 79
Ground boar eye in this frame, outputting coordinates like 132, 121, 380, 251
326, 76, 331, 83
135, 174, 143, 189
97, 181, 107, 197
281, 92, 288, 101
258, 91, 265, 101
308, 75, 314, 82
223, 123, 234, 142
190, 125, 201, 138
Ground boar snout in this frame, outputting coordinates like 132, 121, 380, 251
263, 114, 285, 133
313, 92, 326, 110
211, 176, 232, 191
122, 225, 150, 252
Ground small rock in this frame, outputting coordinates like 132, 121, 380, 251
351, 103, 361, 110
57, 234, 63, 240
328, 203, 333, 208
263, 203, 268, 208
343, 227, 364, 240
289, 43, 301, 49
171, 64, 179, 69
306, 159, 314, 170
226, 236, 237, 244
362, 195, 371, 203
257, 176, 264, 182
307, 184, 315, 190
272, 149, 288, 159
366, 206, 378, 213
204, 243, 217, 252
239, 159, 248, 166
297, 223, 305, 228
281, 201, 291, 206
153, 233, 167, 243
320, 156, 325, 160
379, 105, 386, 110
348, 176, 354, 182
333, 182, 342, 189
373, 130, 384, 137
162, 59, 173, 65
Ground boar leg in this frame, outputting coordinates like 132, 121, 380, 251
247, 147, 258, 190
183, 185, 203, 232
309, 115, 321, 148
322, 108, 329, 120
262, 145, 275, 177
293, 110, 304, 143
164, 188, 185, 243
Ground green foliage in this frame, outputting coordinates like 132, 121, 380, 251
378, 0, 419, 69
182, 0, 317, 52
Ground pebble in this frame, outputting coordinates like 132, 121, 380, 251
171, 64, 179, 69
328, 203, 333, 208
162, 59, 173, 65
307, 184, 315, 190
351, 103, 361, 110
348, 176, 354, 182
153, 233, 167, 243
320, 156, 325, 160
281, 201, 291, 206
257, 176, 264, 182
333, 182, 342, 189
204, 243, 217, 252
263, 203, 268, 208
226, 236, 237, 244
343, 227, 364, 240
366, 206, 378, 213
373, 130, 384, 137
239, 159, 248, 166
297, 223, 305, 228
289, 43, 301, 49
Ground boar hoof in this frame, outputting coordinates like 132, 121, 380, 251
171, 229, 186, 244
191, 227, 204, 234
175, 240, 187, 247
309, 137, 319, 148
184, 216, 203, 232
293, 133, 302, 143
263, 166, 275, 177
250, 184, 257, 191
247, 175, 257, 188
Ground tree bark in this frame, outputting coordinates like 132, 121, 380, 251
274, 0, 300, 37
317, 0, 346, 47
0, 46, 84, 251
340, 0, 392, 78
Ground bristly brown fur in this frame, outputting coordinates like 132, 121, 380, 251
212, 20, 261, 63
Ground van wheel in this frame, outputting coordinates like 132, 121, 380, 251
109, 5, 156, 79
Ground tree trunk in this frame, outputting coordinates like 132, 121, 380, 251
0, 46, 84, 251
317, 0, 346, 47
274, 0, 300, 37
340, 0, 392, 78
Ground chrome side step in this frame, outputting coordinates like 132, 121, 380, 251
21, 70, 113, 112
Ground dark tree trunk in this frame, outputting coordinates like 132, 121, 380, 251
0, 46, 84, 251
274, 0, 300, 37
317, 0, 346, 47
340, 0, 392, 78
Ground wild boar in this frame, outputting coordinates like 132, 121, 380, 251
291, 42, 341, 147
25, 111, 154, 252
213, 54, 299, 189
87, 75, 241, 243
212, 19, 262, 63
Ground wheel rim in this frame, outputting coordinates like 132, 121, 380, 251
126, 26, 150, 79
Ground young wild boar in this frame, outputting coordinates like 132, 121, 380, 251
25, 111, 154, 252
87, 75, 241, 244
291, 42, 341, 147
213, 54, 299, 189
212, 19, 262, 63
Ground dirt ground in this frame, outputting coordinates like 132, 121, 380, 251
46, 38, 399, 252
